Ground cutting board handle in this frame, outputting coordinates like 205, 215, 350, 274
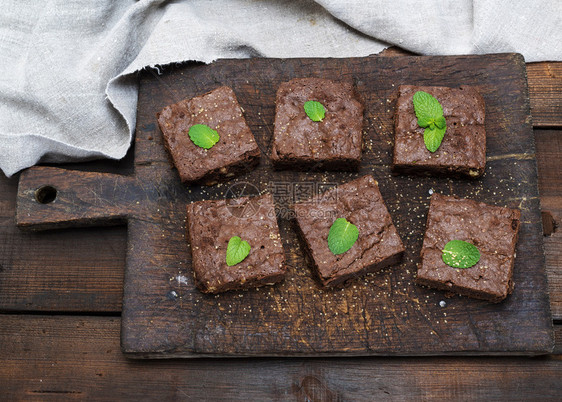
16, 166, 136, 230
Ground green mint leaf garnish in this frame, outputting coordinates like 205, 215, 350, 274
304, 100, 325, 122
327, 218, 359, 255
412, 91, 447, 153
434, 115, 446, 129
188, 124, 220, 149
226, 236, 251, 266
417, 115, 435, 128
413, 91, 443, 124
424, 126, 447, 153
442, 240, 481, 269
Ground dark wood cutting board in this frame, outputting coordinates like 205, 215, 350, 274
16, 54, 554, 357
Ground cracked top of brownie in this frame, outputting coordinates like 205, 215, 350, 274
294, 175, 404, 285
157, 86, 260, 184
271, 78, 364, 166
417, 193, 521, 302
186, 193, 286, 293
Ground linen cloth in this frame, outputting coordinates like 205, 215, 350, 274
1, 0, 560, 177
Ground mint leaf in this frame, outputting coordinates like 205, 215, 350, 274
226, 236, 251, 266
188, 124, 220, 149
304, 100, 325, 122
327, 218, 359, 255
412, 91, 443, 126
417, 115, 435, 128
424, 126, 447, 153
413, 91, 448, 153
434, 115, 446, 129
442, 240, 480, 269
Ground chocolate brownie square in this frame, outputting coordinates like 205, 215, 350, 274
186, 193, 286, 294
393, 85, 486, 178
294, 175, 404, 287
270, 78, 364, 171
416, 193, 521, 302
157, 86, 260, 185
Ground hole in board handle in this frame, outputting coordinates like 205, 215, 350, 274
35, 185, 57, 204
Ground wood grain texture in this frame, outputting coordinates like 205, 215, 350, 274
527, 62, 562, 128
555, 325, 562, 355
125, 54, 553, 356
535, 129, 562, 320
15, 54, 554, 357
0, 172, 126, 313
17, 167, 137, 230
0, 315, 561, 401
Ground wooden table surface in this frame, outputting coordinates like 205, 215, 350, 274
1, 53, 561, 399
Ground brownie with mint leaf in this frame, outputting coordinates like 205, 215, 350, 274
393, 85, 486, 178
294, 175, 404, 287
416, 193, 521, 302
157, 86, 260, 185
270, 78, 364, 171
186, 193, 286, 294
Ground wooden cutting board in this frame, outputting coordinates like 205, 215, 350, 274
16, 54, 554, 357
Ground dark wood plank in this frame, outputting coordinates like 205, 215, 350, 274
527, 63, 562, 128
17, 167, 137, 230
0, 315, 561, 400
535, 129, 562, 320
0, 172, 126, 313
555, 325, 562, 355
125, 54, 552, 356
15, 54, 553, 356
